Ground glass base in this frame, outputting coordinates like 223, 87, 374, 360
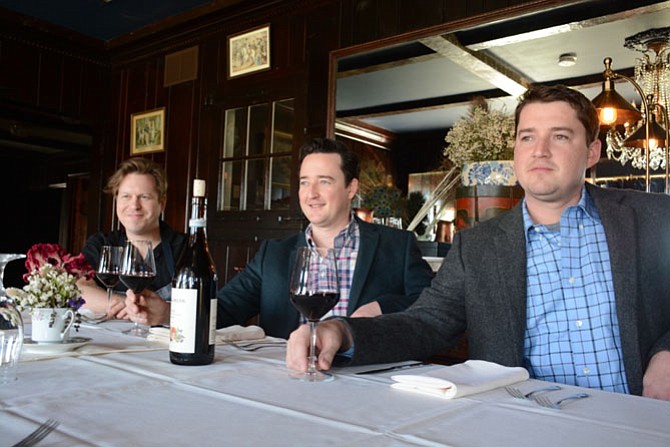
289, 369, 334, 383
122, 324, 150, 338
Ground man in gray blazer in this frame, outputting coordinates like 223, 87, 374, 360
287, 85, 670, 400
126, 138, 434, 339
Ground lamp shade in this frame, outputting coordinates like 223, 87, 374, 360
624, 116, 667, 148
592, 78, 642, 126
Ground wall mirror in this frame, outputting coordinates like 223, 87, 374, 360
330, 0, 670, 160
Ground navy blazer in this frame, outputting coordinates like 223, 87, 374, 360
216, 219, 434, 339
346, 184, 670, 396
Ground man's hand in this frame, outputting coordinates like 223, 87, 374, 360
350, 301, 382, 318
124, 289, 170, 326
643, 350, 670, 400
286, 319, 352, 372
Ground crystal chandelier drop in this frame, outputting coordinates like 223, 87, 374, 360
625, 27, 670, 110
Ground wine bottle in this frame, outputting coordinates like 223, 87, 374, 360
169, 179, 218, 365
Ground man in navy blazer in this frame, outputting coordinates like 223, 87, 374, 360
127, 138, 434, 339
287, 86, 670, 400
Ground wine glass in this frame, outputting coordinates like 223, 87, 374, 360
289, 247, 339, 382
119, 240, 156, 337
96, 246, 123, 320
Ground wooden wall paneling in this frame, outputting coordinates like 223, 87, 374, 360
164, 81, 198, 233
37, 51, 63, 113
1, 37, 39, 105
80, 63, 110, 123
61, 56, 87, 118
444, 0, 467, 19
304, 1, 340, 139
396, 0, 447, 34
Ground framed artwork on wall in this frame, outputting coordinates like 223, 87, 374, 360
130, 108, 165, 155
228, 25, 270, 78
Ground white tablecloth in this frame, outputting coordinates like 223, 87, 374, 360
2, 322, 670, 446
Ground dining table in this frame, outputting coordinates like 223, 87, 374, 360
2, 318, 670, 447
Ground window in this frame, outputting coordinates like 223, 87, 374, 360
219, 98, 294, 211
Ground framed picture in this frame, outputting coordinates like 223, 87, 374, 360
228, 25, 270, 78
130, 108, 165, 155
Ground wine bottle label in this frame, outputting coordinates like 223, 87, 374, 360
170, 288, 199, 353
209, 298, 217, 344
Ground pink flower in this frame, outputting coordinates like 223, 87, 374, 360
23, 243, 94, 283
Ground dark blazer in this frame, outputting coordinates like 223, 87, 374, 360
346, 184, 670, 396
216, 218, 434, 339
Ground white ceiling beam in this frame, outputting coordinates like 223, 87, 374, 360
419, 34, 530, 97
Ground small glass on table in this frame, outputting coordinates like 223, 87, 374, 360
119, 240, 156, 337
289, 247, 339, 382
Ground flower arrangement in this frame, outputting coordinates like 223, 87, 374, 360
443, 99, 516, 168
6, 244, 94, 327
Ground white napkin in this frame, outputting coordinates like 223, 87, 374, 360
391, 360, 529, 399
147, 325, 266, 344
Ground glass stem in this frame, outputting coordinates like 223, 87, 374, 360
307, 321, 318, 374
106, 287, 112, 316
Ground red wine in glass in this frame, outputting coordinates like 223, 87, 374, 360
119, 273, 155, 294
96, 273, 120, 289
290, 292, 339, 322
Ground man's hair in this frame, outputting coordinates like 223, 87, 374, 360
515, 84, 600, 145
104, 157, 168, 199
298, 138, 360, 186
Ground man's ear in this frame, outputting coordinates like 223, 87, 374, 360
347, 178, 359, 201
587, 138, 601, 169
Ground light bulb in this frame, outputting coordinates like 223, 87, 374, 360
649, 138, 658, 150
600, 108, 617, 125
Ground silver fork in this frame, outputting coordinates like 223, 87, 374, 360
505, 384, 561, 399
12, 419, 60, 447
533, 392, 590, 409
227, 340, 286, 352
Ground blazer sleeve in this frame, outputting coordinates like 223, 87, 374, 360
375, 231, 434, 314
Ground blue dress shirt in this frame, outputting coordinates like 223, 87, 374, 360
522, 186, 629, 393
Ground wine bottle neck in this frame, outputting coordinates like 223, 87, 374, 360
188, 196, 207, 234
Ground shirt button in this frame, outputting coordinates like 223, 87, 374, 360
568, 277, 575, 284
579, 224, 584, 230
583, 367, 590, 375
576, 320, 583, 327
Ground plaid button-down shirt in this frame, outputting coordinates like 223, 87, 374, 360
305, 216, 359, 317
522, 187, 629, 393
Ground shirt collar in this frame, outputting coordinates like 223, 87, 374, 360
522, 184, 599, 235
304, 214, 358, 249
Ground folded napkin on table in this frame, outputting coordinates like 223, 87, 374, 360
391, 360, 529, 399
147, 325, 265, 344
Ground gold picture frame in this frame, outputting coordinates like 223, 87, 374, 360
130, 108, 165, 155
228, 25, 270, 78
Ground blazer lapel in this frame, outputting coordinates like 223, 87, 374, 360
587, 185, 640, 364
348, 223, 379, 313
495, 204, 529, 364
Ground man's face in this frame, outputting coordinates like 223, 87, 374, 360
299, 153, 358, 232
514, 101, 600, 210
116, 173, 165, 238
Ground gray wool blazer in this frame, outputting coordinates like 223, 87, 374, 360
346, 183, 670, 396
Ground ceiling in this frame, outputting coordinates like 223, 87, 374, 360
335, 0, 670, 135
0, 0, 215, 41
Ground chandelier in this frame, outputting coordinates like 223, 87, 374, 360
592, 27, 670, 193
